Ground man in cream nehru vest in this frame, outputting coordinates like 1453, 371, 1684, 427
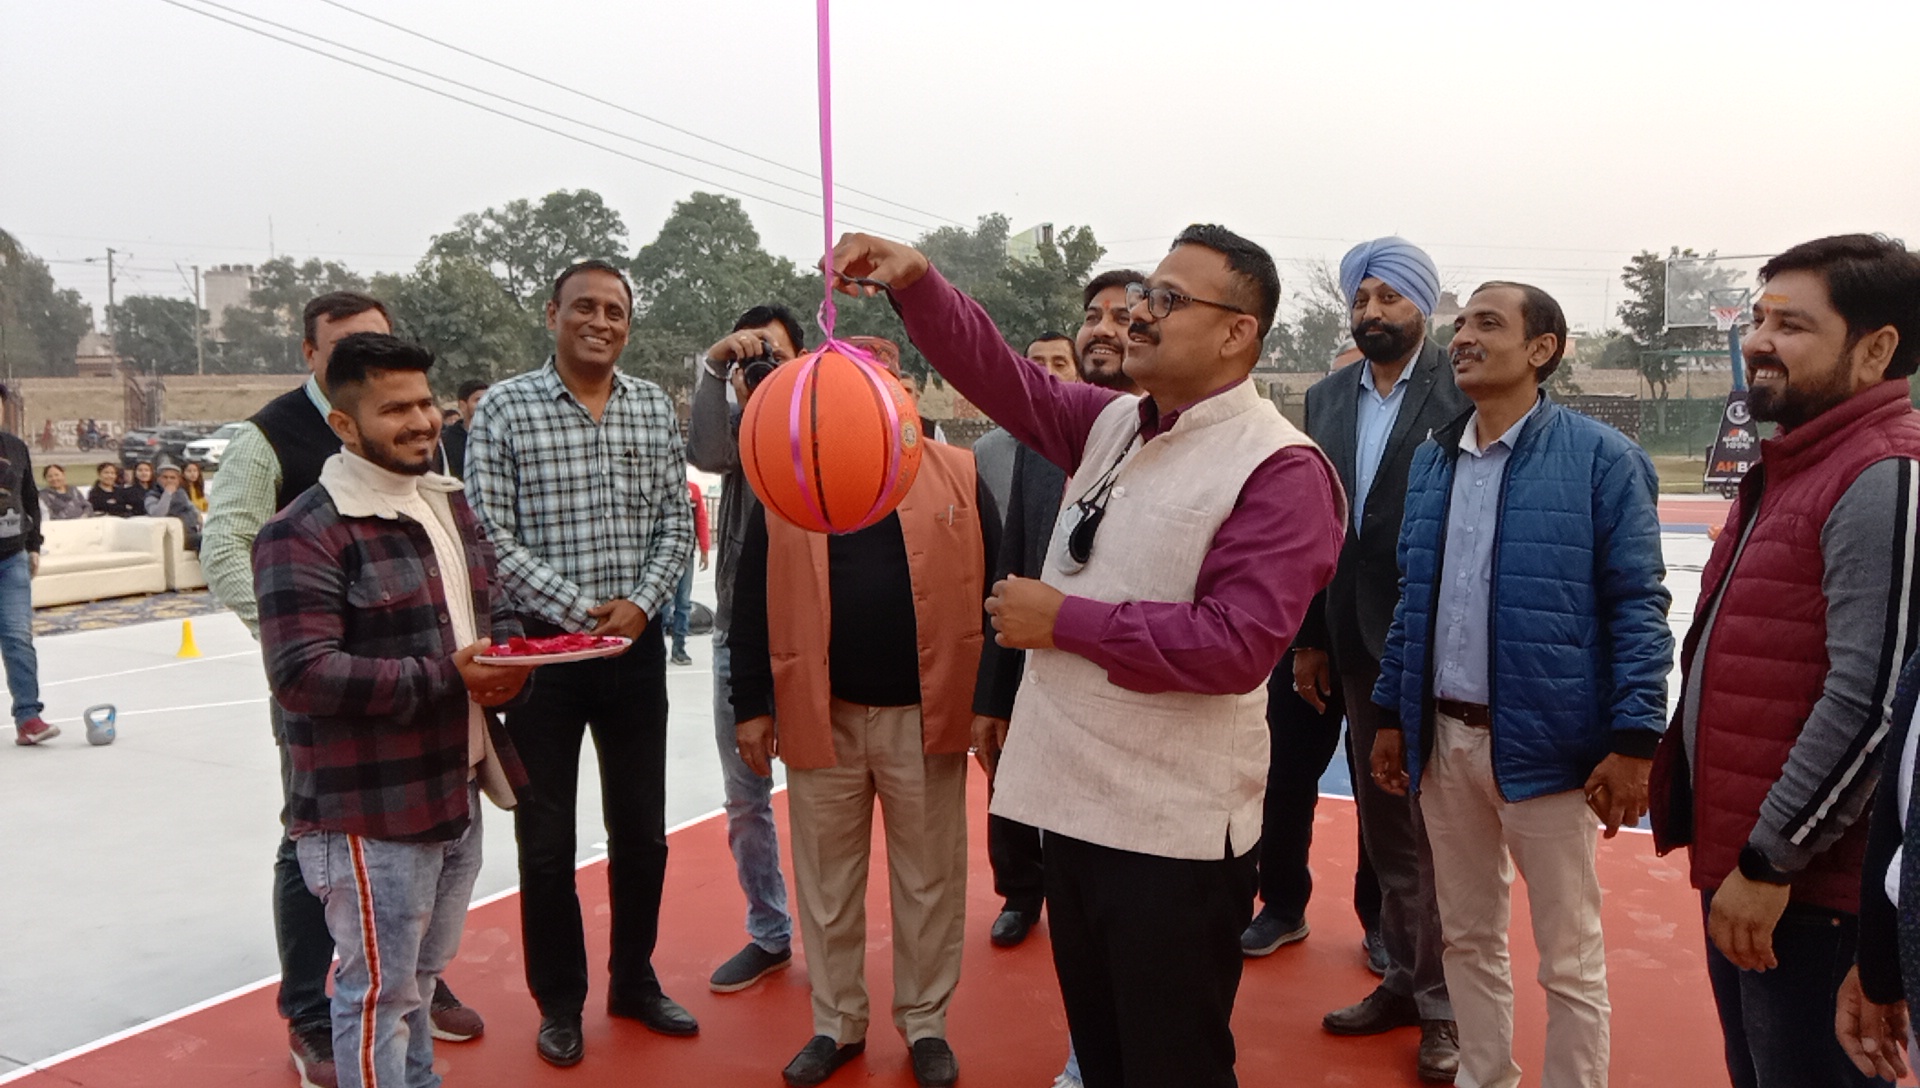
832, 226, 1346, 1088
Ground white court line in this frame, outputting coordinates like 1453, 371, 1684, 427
0, 799, 751, 1084
47, 698, 268, 725
40, 651, 257, 687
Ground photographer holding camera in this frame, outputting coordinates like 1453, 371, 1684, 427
687, 303, 806, 994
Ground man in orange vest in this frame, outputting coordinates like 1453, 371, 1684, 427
730, 337, 999, 1088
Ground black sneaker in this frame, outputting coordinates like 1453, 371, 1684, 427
671, 647, 694, 666
1241, 907, 1309, 956
710, 941, 793, 993
288, 1020, 338, 1088
1364, 929, 1390, 977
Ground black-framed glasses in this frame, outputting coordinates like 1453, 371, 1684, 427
1055, 431, 1141, 574
1125, 281, 1249, 320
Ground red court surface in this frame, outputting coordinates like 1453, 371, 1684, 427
1658, 496, 1731, 533
9, 778, 1730, 1088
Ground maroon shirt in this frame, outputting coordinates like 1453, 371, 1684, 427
894, 268, 1343, 696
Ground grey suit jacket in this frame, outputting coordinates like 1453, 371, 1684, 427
1296, 339, 1471, 667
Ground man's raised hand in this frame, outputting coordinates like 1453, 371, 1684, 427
829, 233, 931, 297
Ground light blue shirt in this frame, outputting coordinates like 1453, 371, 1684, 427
1431, 398, 1541, 705
1353, 361, 1413, 532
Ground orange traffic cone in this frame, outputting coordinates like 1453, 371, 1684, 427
177, 620, 201, 659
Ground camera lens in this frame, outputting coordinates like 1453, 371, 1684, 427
743, 359, 778, 391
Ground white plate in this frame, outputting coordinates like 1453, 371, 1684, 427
476, 637, 631, 666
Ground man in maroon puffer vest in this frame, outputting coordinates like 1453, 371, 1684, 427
1652, 234, 1920, 1088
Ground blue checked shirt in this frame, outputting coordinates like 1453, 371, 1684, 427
463, 358, 694, 630
1431, 398, 1540, 705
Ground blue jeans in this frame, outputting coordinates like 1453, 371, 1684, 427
0, 551, 43, 726
671, 565, 694, 653
712, 628, 792, 951
297, 787, 484, 1088
1702, 891, 1890, 1088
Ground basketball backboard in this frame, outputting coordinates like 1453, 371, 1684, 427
1664, 253, 1771, 330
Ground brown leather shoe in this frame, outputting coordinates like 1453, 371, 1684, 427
1418, 1020, 1460, 1083
1322, 985, 1420, 1036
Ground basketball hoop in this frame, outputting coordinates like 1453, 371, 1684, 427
1707, 287, 1751, 333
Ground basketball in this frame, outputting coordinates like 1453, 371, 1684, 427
739, 344, 923, 534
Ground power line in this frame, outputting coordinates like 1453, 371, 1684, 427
190, 0, 937, 234
152, 0, 901, 236
311, 0, 964, 228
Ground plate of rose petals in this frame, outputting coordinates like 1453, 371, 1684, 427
476, 634, 632, 666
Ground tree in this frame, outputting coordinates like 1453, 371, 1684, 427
627, 192, 817, 394
1265, 259, 1348, 373
0, 228, 92, 378
214, 256, 369, 374
107, 295, 203, 376
374, 256, 545, 396
430, 189, 629, 304
1616, 249, 1727, 402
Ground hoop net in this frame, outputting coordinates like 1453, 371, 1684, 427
1711, 305, 1744, 332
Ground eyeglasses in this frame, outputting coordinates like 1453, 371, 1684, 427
1125, 281, 1249, 320
1055, 431, 1141, 575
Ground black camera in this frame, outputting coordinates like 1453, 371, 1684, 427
741, 339, 779, 393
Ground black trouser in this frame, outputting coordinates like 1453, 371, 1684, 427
507, 616, 671, 1017
272, 700, 335, 1031
988, 814, 1044, 916
1256, 658, 1381, 931
1046, 832, 1258, 1088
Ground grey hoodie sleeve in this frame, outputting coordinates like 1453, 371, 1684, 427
1749, 457, 1920, 875
686, 365, 742, 476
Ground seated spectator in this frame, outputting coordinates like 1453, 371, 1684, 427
128, 460, 159, 499
88, 463, 141, 518
39, 464, 91, 520
181, 461, 208, 513
146, 460, 202, 551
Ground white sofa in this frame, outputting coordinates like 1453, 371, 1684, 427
34, 517, 171, 608
155, 518, 206, 591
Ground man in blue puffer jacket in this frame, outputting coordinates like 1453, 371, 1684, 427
1371, 281, 1672, 1088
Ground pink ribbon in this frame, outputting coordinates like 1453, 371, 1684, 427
774, 0, 909, 533
816, 0, 838, 339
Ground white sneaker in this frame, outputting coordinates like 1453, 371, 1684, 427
1050, 1074, 1083, 1088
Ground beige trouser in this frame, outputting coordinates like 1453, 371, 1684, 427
1421, 712, 1611, 1088
785, 700, 968, 1044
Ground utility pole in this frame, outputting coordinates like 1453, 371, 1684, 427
192, 264, 204, 375
105, 247, 118, 333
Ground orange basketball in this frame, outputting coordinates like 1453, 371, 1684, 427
739, 345, 923, 534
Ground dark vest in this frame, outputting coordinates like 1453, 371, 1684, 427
250, 385, 341, 512
1652, 380, 1920, 914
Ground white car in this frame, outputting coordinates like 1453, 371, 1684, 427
183, 422, 246, 469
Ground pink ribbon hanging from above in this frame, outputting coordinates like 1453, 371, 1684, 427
815, 0, 838, 340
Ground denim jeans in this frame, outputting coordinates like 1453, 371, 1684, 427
712, 628, 792, 951
0, 551, 43, 725
1703, 892, 1890, 1088
296, 785, 484, 1088
670, 565, 694, 653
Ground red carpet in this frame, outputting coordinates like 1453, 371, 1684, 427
8, 775, 1729, 1087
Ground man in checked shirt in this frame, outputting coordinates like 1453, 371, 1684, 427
463, 259, 696, 1069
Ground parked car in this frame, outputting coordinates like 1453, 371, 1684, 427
119, 426, 208, 468
183, 422, 246, 469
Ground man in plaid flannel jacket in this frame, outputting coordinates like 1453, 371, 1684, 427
256, 333, 535, 1088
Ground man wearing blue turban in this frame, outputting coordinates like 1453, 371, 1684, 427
1288, 236, 1470, 1083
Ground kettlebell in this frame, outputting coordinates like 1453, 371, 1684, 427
83, 704, 117, 746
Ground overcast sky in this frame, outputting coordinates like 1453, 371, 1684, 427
5, 0, 1918, 332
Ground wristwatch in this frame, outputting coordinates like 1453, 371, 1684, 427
1737, 844, 1793, 885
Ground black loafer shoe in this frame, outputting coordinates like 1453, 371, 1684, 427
1418, 1020, 1460, 1083
1322, 985, 1420, 1036
782, 1034, 865, 1087
909, 1037, 959, 1087
536, 1015, 584, 1067
609, 992, 699, 1036
989, 909, 1038, 948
